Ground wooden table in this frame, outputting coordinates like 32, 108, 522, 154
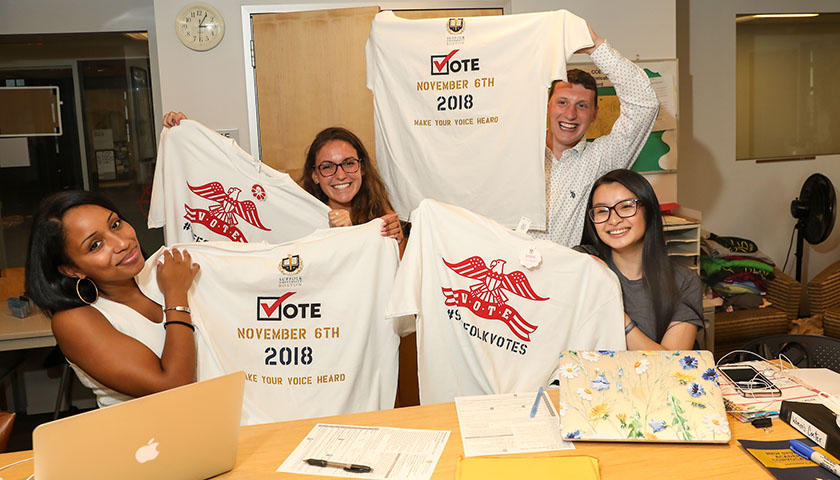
0, 268, 55, 352
0, 308, 54, 352
0, 391, 799, 479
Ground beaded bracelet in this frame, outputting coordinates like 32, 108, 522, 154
164, 320, 195, 332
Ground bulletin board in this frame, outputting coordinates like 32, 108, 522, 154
569, 59, 678, 173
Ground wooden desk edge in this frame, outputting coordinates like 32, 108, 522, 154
0, 309, 53, 341
0, 393, 800, 479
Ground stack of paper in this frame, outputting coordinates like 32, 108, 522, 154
277, 424, 450, 480
719, 361, 820, 422
786, 368, 840, 396
454, 392, 573, 457
785, 368, 840, 414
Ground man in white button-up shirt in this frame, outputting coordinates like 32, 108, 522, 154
530, 27, 659, 247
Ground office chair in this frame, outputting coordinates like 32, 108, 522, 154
738, 334, 840, 373
0, 411, 15, 453
44, 345, 73, 419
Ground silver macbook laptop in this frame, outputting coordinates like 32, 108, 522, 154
555, 350, 731, 443
33, 371, 245, 480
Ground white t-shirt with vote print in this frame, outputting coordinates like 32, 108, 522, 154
149, 119, 329, 245
366, 10, 592, 229
386, 199, 625, 405
137, 220, 400, 425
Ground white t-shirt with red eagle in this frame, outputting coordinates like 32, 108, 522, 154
148, 119, 330, 245
386, 199, 625, 405
136, 219, 401, 425
366, 10, 593, 229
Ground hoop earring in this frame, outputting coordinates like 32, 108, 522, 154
75, 277, 99, 305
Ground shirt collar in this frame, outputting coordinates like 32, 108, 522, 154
546, 138, 589, 163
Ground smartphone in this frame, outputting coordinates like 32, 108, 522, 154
718, 365, 782, 397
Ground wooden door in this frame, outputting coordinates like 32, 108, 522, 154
252, 7, 380, 180
251, 7, 503, 181
393, 8, 502, 20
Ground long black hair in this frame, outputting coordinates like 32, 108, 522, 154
25, 190, 123, 316
581, 169, 678, 337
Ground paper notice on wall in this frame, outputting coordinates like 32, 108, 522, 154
93, 129, 114, 150
0, 137, 30, 167
96, 150, 116, 180
650, 74, 677, 132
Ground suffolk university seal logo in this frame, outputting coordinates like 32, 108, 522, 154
280, 254, 302, 275
441, 256, 548, 341
446, 18, 465, 35
184, 181, 270, 242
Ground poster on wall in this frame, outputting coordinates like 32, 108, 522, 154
96, 150, 116, 181
0, 137, 30, 168
569, 59, 678, 173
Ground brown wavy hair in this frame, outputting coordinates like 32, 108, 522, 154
300, 127, 393, 225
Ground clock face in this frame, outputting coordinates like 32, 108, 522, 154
175, 3, 225, 51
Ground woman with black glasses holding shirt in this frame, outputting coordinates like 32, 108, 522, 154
579, 169, 702, 350
163, 113, 405, 256
299, 127, 405, 256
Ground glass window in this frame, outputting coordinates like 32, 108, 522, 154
0, 32, 162, 268
736, 13, 840, 160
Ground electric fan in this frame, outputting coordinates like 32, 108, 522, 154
790, 173, 836, 282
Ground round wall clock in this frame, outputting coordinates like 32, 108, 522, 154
175, 3, 225, 51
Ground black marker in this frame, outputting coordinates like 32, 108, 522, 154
305, 458, 372, 473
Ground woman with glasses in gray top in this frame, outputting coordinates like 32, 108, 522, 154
579, 169, 702, 350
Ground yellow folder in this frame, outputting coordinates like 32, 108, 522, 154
456, 455, 600, 480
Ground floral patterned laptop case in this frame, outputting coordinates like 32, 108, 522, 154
555, 350, 731, 443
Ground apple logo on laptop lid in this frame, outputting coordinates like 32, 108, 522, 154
135, 438, 160, 464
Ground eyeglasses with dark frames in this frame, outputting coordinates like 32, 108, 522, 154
587, 198, 640, 224
316, 157, 361, 177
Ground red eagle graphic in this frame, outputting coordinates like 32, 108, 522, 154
188, 182, 270, 230
442, 256, 549, 341
444, 256, 548, 304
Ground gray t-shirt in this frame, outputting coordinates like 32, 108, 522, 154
609, 261, 704, 343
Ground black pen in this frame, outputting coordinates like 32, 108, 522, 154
305, 458, 373, 473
